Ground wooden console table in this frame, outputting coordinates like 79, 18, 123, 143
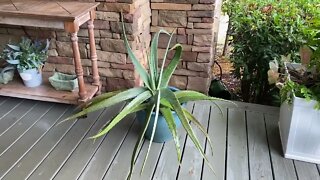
0, 0, 101, 104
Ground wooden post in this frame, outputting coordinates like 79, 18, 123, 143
88, 10, 101, 94
70, 32, 88, 102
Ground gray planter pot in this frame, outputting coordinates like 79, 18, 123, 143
18, 68, 42, 87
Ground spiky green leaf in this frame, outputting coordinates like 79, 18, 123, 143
121, 15, 151, 89
65, 87, 148, 121
141, 89, 161, 173
182, 108, 213, 156
91, 90, 152, 138
160, 44, 183, 87
127, 104, 155, 180
161, 88, 214, 171
160, 107, 181, 162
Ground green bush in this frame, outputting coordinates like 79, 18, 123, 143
223, 0, 320, 104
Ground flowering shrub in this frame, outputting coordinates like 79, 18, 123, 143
223, 0, 320, 104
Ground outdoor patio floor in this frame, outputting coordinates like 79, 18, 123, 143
0, 96, 319, 180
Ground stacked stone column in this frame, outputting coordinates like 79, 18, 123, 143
151, 0, 216, 93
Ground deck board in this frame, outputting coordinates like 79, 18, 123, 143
0, 96, 319, 180
226, 108, 249, 180
247, 111, 273, 180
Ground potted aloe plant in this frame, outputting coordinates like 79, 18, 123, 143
268, 38, 320, 164
65, 18, 228, 179
1, 37, 49, 87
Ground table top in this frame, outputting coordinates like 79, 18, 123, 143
0, 0, 99, 21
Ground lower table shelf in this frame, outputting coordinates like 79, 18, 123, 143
0, 72, 99, 105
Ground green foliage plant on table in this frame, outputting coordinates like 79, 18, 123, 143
65, 17, 230, 179
1, 37, 49, 71
1, 37, 50, 87
223, 0, 320, 104
267, 29, 320, 109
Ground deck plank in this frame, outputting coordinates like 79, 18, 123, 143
2, 107, 76, 179
0, 103, 69, 177
264, 113, 297, 180
53, 103, 124, 179
102, 119, 141, 180
226, 108, 249, 180
202, 104, 227, 180
0, 97, 23, 119
294, 161, 320, 180
0, 100, 37, 135
78, 113, 136, 180
0, 102, 54, 155
27, 106, 105, 180
247, 111, 273, 180
130, 140, 163, 179
178, 101, 210, 180
152, 102, 194, 180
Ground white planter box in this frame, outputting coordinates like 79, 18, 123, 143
279, 63, 320, 164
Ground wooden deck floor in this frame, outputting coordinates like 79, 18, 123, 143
0, 96, 319, 180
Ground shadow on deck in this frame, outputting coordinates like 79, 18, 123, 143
0, 96, 319, 180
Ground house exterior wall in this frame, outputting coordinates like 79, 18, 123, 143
0, 0, 219, 93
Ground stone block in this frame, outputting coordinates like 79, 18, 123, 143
97, 3, 135, 13
187, 62, 210, 72
47, 56, 74, 64
186, 29, 212, 35
96, 11, 120, 21
188, 11, 213, 18
96, 50, 127, 64
98, 67, 123, 78
122, 70, 135, 79
187, 76, 209, 93
193, 23, 213, 29
197, 53, 211, 62
169, 75, 187, 90
106, 78, 135, 91
101, 38, 127, 53
193, 35, 212, 46
158, 11, 187, 27
192, 4, 214, 10
56, 41, 87, 59
151, 3, 191, 10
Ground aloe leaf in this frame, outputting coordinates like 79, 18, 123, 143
149, 32, 160, 89
77, 90, 123, 110
157, 31, 174, 88
7, 44, 20, 51
182, 108, 213, 156
128, 104, 155, 180
6, 60, 20, 65
160, 44, 183, 88
160, 107, 181, 162
161, 88, 214, 171
91, 90, 152, 139
141, 89, 161, 173
65, 87, 148, 121
175, 90, 236, 115
130, 103, 152, 114
121, 15, 151, 89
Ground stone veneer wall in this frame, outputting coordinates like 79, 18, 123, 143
0, 0, 219, 93
151, 0, 216, 93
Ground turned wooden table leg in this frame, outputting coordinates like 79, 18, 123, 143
71, 32, 88, 102
88, 15, 101, 95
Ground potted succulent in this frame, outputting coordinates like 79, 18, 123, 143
65, 19, 229, 179
268, 40, 320, 164
1, 37, 49, 87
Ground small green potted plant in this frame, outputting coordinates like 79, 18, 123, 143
65, 19, 229, 179
1, 37, 49, 87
